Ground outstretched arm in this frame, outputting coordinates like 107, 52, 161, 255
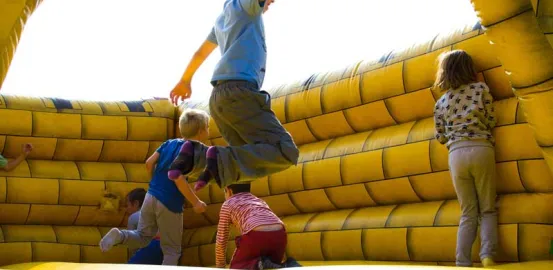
0, 144, 32, 172
215, 203, 231, 268
174, 175, 206, 213
170, 33, 218, 105
145, 152, 160, 176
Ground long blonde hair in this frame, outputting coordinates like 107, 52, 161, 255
434, 50, 477, 91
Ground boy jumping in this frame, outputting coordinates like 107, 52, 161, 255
169, 0, 299, 191
99, 109, 210, 265
216, 183, 300, 269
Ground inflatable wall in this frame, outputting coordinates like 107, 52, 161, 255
1, 0, 553, 269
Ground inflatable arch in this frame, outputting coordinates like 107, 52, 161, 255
1, 0, 553, 269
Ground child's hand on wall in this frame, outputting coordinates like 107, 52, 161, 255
21, 143, 33, 156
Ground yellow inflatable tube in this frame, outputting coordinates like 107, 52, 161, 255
2, 261, 553, 270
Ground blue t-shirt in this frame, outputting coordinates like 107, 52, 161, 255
148, 139, 186, 213
207, 0, 267, 88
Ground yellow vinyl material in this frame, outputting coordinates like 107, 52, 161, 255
2, 0, 553, 269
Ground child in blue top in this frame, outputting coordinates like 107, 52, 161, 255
168, 0, 299, 194
99, 109, 210, 265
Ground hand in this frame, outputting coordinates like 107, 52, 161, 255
193, 200, 207, 213
21, 143, 33, 156
170, 80, 192, 106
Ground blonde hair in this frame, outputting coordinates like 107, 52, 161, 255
179, 109, 209, 139
434, 50, 477, 91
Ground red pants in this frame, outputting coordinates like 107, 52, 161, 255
230, 229, 287, 270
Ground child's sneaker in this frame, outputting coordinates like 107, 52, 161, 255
284, 257, 302, 267
99, 228, 123, 252
482, 257, 496, 267
259, 256, 283, 269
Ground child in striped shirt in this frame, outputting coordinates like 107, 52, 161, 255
215, 183, 300, 269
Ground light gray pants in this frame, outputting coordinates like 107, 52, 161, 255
208, 81, 300, 187
120, 193, 182, 265
449, 140, 498, 266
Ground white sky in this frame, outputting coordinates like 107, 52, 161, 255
1, 0, 478, 102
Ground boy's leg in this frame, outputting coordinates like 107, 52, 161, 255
100, 194, 158, 251
262, 229, 287, 266
155, 199, 183, 265
449, 148, 479, 267
203, 81, 299, 188
231, 229, 288, 269
229, 233, 263, 269
473, 146, 498, 262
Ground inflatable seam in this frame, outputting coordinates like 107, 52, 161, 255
322, 189, 338, 210
383, 205, 400, 227
428, 34, 441, 53
187, 228, 199, 247
24, 205, 31, 225
486, 8, 534, 28
71, 207, 79, 225
340, 110, 357, 133
320, 231, 327, 261
302, 212, 320, 232
516, 161, 529, 193
340, 208, 360, 231
405, 228, 413, 261
362, 182, 378, 206
432, 200, 448, 226
360, 228, 368, 260
286, 193, 302, 214
514, 76, 553, 92
406, 176, 423, 202
516, 223, 521, 261
304, 120, 321, 141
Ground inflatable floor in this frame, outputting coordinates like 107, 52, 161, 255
1, 0, 553, 269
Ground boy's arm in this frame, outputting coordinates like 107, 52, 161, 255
215, 203, 231, 268
170, 36, 218, 105
434, 104, 448, 145
174, 175, 206, 213
145, 152, 160, 175
1, 144, 32, 172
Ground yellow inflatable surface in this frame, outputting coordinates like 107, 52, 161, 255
1, 0, 553, 269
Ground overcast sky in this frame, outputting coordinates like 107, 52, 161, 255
1, 0, 478, 102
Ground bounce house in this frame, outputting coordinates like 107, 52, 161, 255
1, 0, 553, 269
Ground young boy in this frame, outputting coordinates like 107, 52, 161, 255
0, 143, 33, 171
99, 109, 211, 265
215, 183, 300, 269
169, 0, 299, 192
125, 188, 163, 265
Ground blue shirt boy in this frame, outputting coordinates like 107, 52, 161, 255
207, 0, 267, 88
147, 139, 186, 213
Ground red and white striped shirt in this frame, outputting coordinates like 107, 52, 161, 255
215, 192, 283, 268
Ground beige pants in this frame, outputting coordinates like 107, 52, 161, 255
448, 140, 498, 267
120, 194, 182, 265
